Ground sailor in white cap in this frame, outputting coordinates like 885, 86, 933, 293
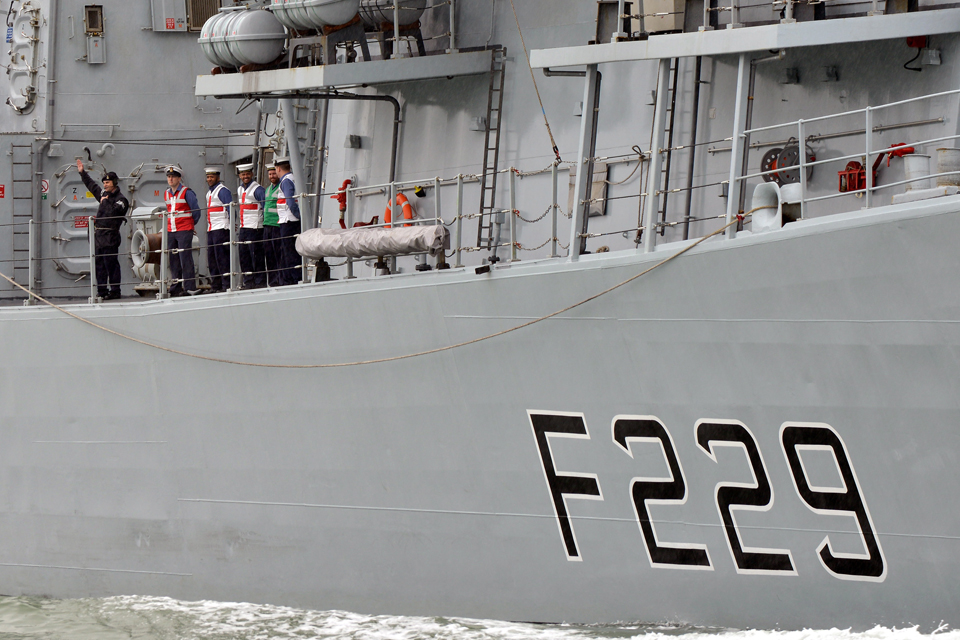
273, 155, 301, 285
204, 167, 232, 294
236, 162, 267, 289
163, 164, 201, 296
262, 163, 282, 287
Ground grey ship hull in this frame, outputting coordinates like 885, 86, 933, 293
1, 195, 958, 630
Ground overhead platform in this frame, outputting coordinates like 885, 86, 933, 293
529, 8, 960, 67
196, 49, 494, 98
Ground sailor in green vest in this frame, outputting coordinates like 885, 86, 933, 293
262, 164, 282, 287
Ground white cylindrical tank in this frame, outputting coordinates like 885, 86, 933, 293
201, 10, 287, 68
359, 0, 426, 27
226, 10, 287, 65
270, 0, 361, 30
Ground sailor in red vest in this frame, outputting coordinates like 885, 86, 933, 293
163, 165, 201, 296
237, 162, 267, 289
274, 156, 302, 286
204, 167, 232, 294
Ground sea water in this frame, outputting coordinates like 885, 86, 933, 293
0, 596, 954, 640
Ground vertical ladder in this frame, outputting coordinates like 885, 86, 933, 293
10, 144, 33, 287
476, 47, 507, 249
657, 58, 680, 236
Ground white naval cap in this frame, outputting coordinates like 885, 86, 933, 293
273, 156, 290, 164
204, 167, 222, 175
165, 165, 183, 177
236, 162, 255, 172
265, 163, 275, 170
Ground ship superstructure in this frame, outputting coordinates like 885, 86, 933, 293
1, 0, 960, 631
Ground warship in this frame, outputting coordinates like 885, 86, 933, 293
2, 0, 960, 631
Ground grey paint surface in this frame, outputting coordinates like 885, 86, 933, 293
0, 198, 959, 629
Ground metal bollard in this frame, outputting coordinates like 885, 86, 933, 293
229, 202, 239, 291
550, 163, 559, 258
159, 213, 169, 299
509, 168, 518, 262
88, 216, 97, 303
454, 174, 464, 267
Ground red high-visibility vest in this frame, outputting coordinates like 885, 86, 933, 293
165, 185, 194, 232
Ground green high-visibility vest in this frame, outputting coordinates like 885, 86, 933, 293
264, 183, 280, 227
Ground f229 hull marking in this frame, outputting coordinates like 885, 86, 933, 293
529, 412, 885, 582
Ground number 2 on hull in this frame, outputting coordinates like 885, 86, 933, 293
613, 416, 712, 570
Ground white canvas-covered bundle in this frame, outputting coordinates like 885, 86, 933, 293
296, 225, 450, 259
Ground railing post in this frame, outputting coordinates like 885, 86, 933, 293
299, 195, 307, 284
393, 0, 400, 58
798, 119, 807, 219
448, 0, 458, 52
434, 177, 441, 223
454, 174, 464, 267
88, 216, 97, 303
159, 213, 168, 299
509, 168, 518, 262
25, 219, 35, 306
864, 107, 873, 209
550, 162, 559, 258
345, 186, 355, 279
229, 202, 239, 291
613, 0, 627, 41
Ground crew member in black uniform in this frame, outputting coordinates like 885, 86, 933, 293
76, 158, 129, 300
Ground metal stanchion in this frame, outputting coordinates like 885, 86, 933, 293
345, 186, 355, 279
25, 219, 35, 306
448, 0, 458, 52
509, 168, 518, 262
159, 213, 169, 299
88, 216, 97, 303
550, 163, 559, 258
229, 202, 239, 291
299, 195, 307, 284
454, 174, 464, 267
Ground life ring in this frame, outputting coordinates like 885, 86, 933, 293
384, 193, 414, 227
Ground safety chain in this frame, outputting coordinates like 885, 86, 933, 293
515, 205, 552, 224
516, 238, 552, 252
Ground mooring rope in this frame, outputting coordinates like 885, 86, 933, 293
0, 210, 768, 368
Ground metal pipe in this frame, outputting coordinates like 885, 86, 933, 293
312, 97, 330, 226
682, 56, 703, 241
614, 0, 627, 40
738, 50, 784, 217
725, 53, 749, 239
454, 174, 464, 267
316, 92, 401, 183
88, 216, 96, 303
299, 196, 307, 283
345, 183, 355, 279
550, 162, 559, 257
579, 69, 602, 256
568, 64, 601, 261
542, 67, 586, 77
706, 117, 945, 153
509, 168, 517, 262
159, 213, 168, 298
643, 59, 671, 253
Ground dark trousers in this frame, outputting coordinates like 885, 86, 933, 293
206, 228, 230, 291
279, 221, 301, 286
239, 227, 266, 289
262, 224, 281, 287
168, 229, 196, 293
95, 242, 121, 296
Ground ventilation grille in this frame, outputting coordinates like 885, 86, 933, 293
188, 0, 221, 31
